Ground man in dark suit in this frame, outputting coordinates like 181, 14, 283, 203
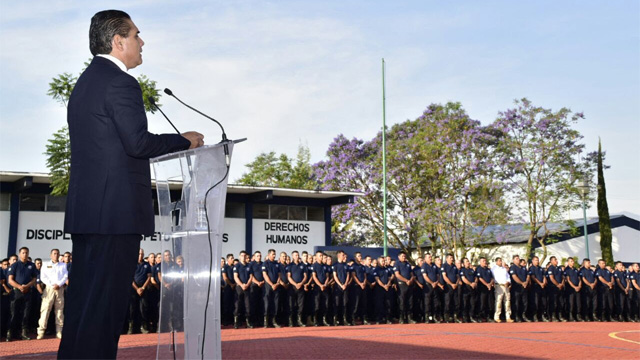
57, 10, 203, 359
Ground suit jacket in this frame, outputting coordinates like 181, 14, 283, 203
64, 56, 190, 236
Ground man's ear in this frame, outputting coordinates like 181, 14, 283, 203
112, 35, 124, 52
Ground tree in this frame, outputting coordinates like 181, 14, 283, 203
493, 98, 595, 262
236, 143, 316, 189
314, 102, 510, 257
597, 138, 613, 265
45, 64, 163, 195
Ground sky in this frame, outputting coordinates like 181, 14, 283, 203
0, 0, 638, 218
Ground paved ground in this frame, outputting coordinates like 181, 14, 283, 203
2, 322, 639, 359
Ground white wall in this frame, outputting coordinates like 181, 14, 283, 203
0, 211, 10, 257
544, 226, 640, 264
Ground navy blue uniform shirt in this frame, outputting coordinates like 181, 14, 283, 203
564, 266, 580, 286
394, 260, 413, 281
510, 264, 528, 283
312, 263, 328, 284
223, 263, 235, 285
595, 267, 612, 288
250, 261, 264, 282
262, 260, 280, 284
333, 262, 349, 284
421, 262, 439, 284
233, 262, 252, 284
476, 266, 493, 284
442, 263, 459, 285
613, 270, 628, 288
414, 265, 426, 285
460, 267, 476, 284
528, 265, 545, 283
629, 271, 639, 288
373, 266, 390, 284
351, 262, 366, 282
579, 266, 596, 284
547, 265, 563, 285
288, 261, 307, 283
365, 265, 376, 284
134, 261, 151, 285
7, 260, 37, 285
278, 263, 289, 284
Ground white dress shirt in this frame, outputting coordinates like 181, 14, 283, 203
40, 260, 68, 287
491, 265, 511, 285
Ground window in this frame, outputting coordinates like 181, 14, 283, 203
288, 206, 306, 221
307, 206, 324, 221
269, 205, 288, 220
225, 202, 245, 218
20, 194, 46, 211
46, 195, 66, 212
0, 193, 10, 211
253, 204, 269, 219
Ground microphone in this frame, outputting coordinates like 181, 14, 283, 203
164, 88, 230, 166
148, 96, 180, 134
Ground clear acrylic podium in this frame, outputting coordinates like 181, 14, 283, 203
151, 141, 237, 360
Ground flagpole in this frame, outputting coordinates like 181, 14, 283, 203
382, 58, 388, 257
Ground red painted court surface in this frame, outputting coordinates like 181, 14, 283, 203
2, 322, 639, 359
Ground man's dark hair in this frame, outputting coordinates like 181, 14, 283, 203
549, 256, 557, 261
51, 248, 60, 254
226, 253, 234, 260
35, 258, 42, 263
512, 254, 520, 260
89, 10, 132, 56
18, 247, 29, 253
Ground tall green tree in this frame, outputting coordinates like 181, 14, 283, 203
597, 138, 613, 265
45, 62, 162, 195
236, 144, 316, 190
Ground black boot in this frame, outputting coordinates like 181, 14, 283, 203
5, 330, 11, 342
333, 315, 338, 326
297, 315, 306, 327
273, 317, 281, 328
408, 316, 417, 324
21, 329, 31, 340
322, 315, 330, 327
288, 317, 294, 327
264, 316, 269, 328
246, 318, 253, 329
234, 316, 239, 329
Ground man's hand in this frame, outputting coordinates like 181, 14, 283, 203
53, 284, 60, 290
182, 131, 204, 149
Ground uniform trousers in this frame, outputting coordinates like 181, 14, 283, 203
615, 289, 630, 319
631, 288, 640, 320
581, 286, 597, 319
564, 286, 581, 319
129, 284, 148, 333
288, 285, 305, 320
222, 284, 235, 325
333, 284, 348, 322
547, 285, 563, 319
234, 285, 251, 318
276, 285, 290, 323
348, 284, 366, 322
263, 283, 280, 319
478, 285, 493, 320
413, 284, 425, 321
145, 286, 159, 332
9, 288, 33, 334
462, 284, 476, 320
511, 284, 527, 320
249, 283, 264, 324
374, 286, 392, 322
597, 286, 614, 319
397, 282, 413, 321
443, 284, 457, 320
37, 286, 64, 335
529, 284, 547, 320
423, 283, 438, 321
365, 286, 375, 321
58, 234, 139, 359
313, 286, 330, 323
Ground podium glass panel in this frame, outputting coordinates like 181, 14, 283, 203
151, 142, 234, 360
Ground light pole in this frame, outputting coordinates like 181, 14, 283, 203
577, 179, 590, 259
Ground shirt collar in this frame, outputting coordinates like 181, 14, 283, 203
96, 54, 128, 72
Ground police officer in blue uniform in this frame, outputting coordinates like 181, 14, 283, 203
527, 256, 549, 322
595, 259, 614, 321
332, 250, 350, 326
546, 256, 566, 322
579, 258, 597, 321
412, 258, 425, 322
249, 251, 265, 327
509, 255, 529, 322
262, 249, 281, 328
563, 257, 582, 321
613, 261, 630, 321
312, 251, 331, 326
421, 253, 440, 323
277, 252, 291, 326
287, 250, 307, 327
130, 248, 151, 334
302, 252, 315, 325
373, 256, 394, 324
233, 251, 254, 328
349, 252, 368, 325
476, 257, 494, 323
145, 253, 159, 333
6, 247, 37, 341
630, 263, 640, 322
440, 254, 460, 323
393, 252, 416, 324
364, 255, 377, 323
221, 254, 236, 326
459, 257, 478, 323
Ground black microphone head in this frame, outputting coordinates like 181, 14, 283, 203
147, 96, 156, 105
164, 88, 173, 96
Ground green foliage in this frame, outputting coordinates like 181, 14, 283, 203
44, 59, 162, 196
237, 143, 316, 190
597, 139, 613, 265
45, 126, 71, 195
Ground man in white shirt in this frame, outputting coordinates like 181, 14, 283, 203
491, 257, 513, 323
37, 249, 68, 339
